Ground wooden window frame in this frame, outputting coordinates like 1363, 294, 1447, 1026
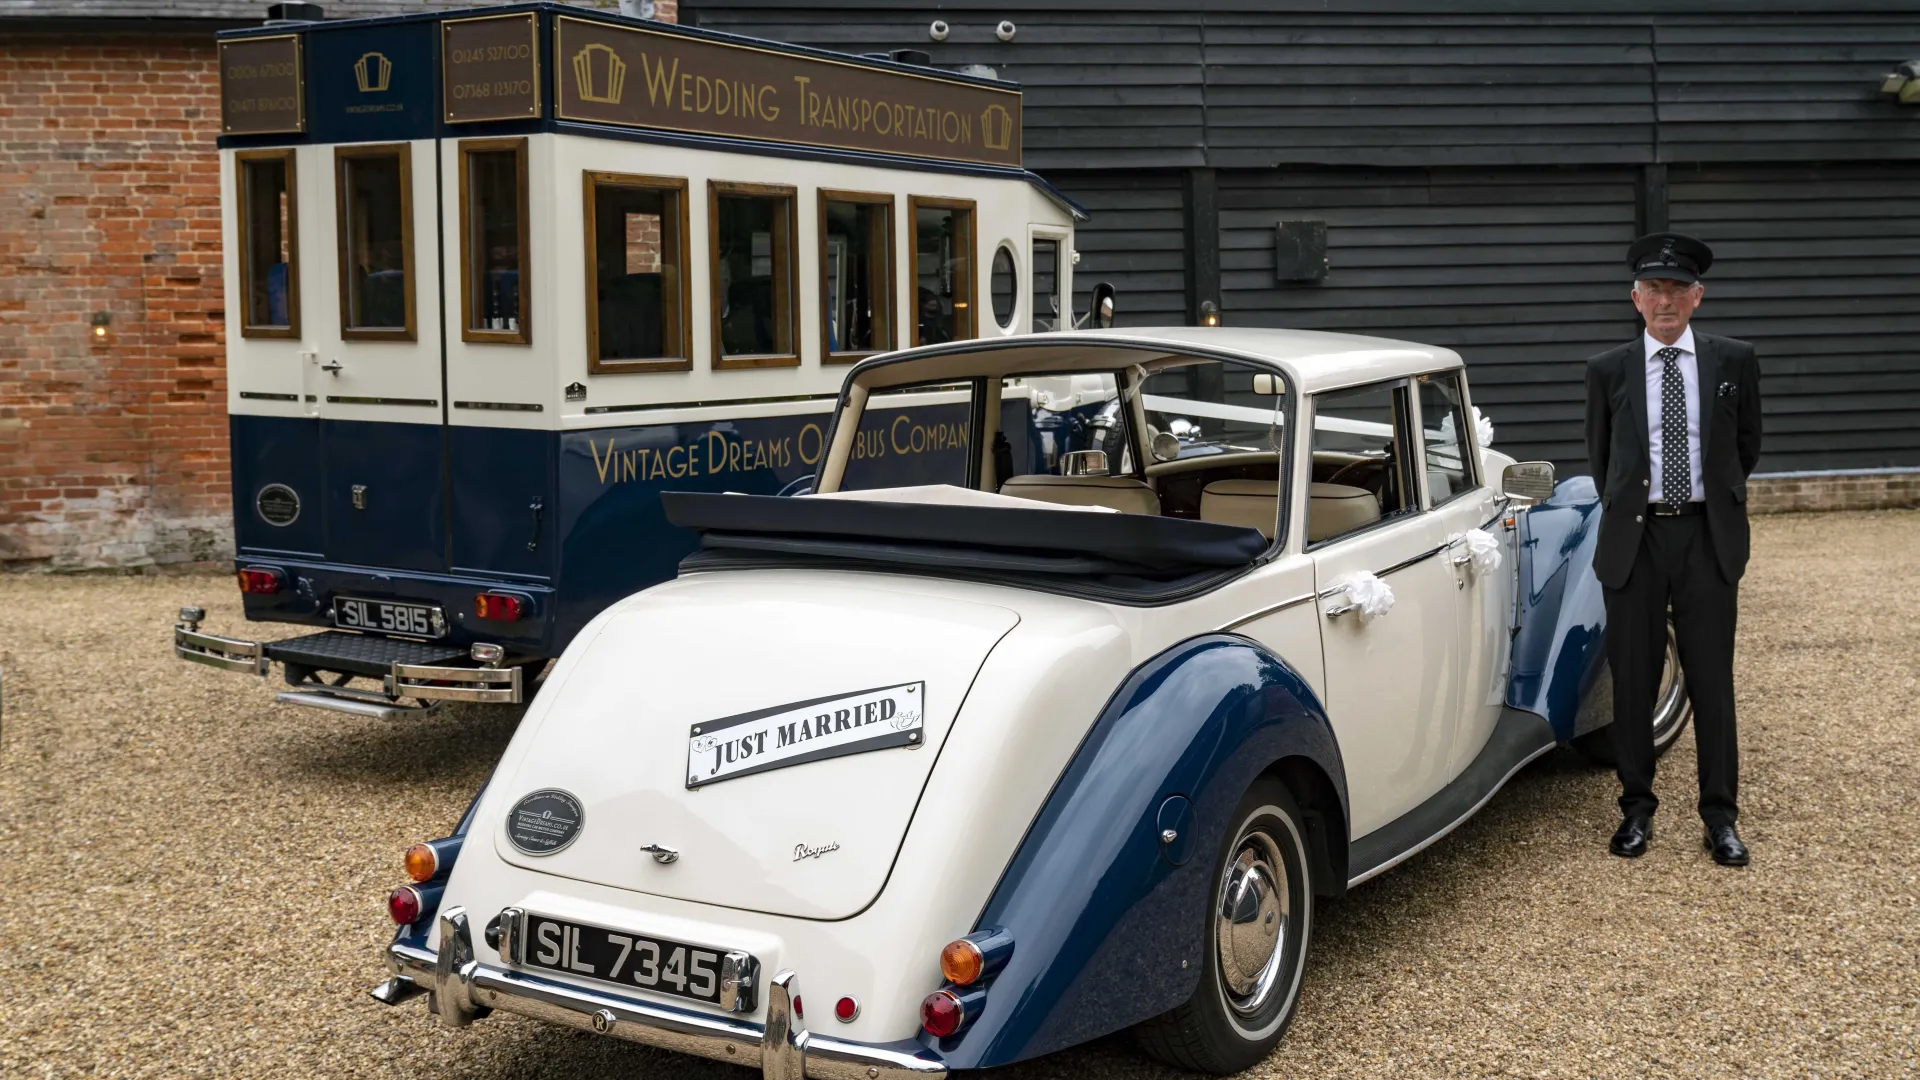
583, 170, 693, 375
457, 137, 531, 345
235, 148, 301, 340
333, 142, 417, 342
907, 196, 978, 347
708, 180, 800, 371
817, 189, 896, 365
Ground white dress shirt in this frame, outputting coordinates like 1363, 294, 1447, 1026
1644, 326, 1704, 503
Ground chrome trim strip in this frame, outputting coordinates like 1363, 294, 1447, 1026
1345, 740, 1556, 888
238, 391, 300, 402
1374, 542, 1449, 579
1215, 592, 1316, 632
454, 400, 544, 412
275, 690, 439, 722
584, 391, 840, 416
383, 929, 946, 1079
325, 395, 439, 407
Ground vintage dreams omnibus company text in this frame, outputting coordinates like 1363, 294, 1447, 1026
588, 415, 970, 485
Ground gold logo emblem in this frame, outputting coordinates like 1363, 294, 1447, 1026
354, 51, 392, 93
572, 43, 626, 105
980, 103, 1014, 152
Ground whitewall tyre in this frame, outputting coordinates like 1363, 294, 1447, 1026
1133, 777, 1313, 1074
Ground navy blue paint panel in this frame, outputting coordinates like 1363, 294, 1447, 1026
237, 558, 558, 655
321, 419, 448, 574
230, 414, 325, 558
947, 635, 1345, 1069
451, 426, 556, 581
1506, 475, 1608, 741
306, 19, 438, 144
553, 404, 982, 647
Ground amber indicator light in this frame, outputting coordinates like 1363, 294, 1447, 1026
404, 843, 439, 883
940, 938, 984, 986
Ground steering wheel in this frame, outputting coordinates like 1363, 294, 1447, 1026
1324, 456, 1383, 488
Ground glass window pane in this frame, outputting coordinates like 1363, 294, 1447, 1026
242, 156, 292, 329
1311, 382, 1414, 539
340, 153, 408, 330
1418, 372, 1475, 505
1030, 238, 1060, 333
591, 180, 684, 363
822, 200, 890, 355
466, 148, 522, 334
1002, 372, 1128, 478
913, 204, 972, 345
841, 384, 974, 491
715, 193, 794, 357
989, 245, 1017, 330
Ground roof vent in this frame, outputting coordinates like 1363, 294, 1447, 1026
890, 49, 934, 68
265, 2, 324, 21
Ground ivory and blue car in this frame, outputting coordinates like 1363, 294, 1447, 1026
373, 327, 1691, 1076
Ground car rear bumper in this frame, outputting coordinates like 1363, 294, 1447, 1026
378, 908, 947, 1080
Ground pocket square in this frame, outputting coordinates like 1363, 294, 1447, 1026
1716, 381, 1738, 397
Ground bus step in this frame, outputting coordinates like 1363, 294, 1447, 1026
264, 630, 468, 679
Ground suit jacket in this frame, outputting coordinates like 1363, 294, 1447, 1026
1584, 330, 1763, 589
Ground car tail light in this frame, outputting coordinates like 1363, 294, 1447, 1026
236, 567, 283, 594
920, 990, 966, 1037
388, 885, 423, 925
940, 929, 1014, 986
834, 996, 860, 1023
792, 996, 803, 1020
473, 592, 524, 622
404, 844, 438, 883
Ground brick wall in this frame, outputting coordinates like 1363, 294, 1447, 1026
1748, 469, 1920, 515
0, 32, 230, 571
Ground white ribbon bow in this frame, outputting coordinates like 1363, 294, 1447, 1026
1451, 526, 1504, 572
1326, 570, 1395, 618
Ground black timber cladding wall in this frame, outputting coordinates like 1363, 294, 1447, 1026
688, 1, 1920, 473
1221, 168, 1640, 466
1669, 163, 1920, 472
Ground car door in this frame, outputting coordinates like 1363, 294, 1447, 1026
1414, 371, 1512, 776
1307, 380, 1463, 839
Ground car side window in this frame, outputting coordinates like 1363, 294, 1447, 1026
1417, 371, 1477, 507
1308, 381, 1415, 545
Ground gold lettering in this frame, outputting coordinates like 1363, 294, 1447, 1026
705, 431, 727, 474
649, 447, 667, 480
641, 53, 680, 105
695, 74, 711, 113
714, 77, 731, 117
679, 72, 694, 111
590, 437, 616, 484
667, 444, 686, 478
890, 414, 911, 456
758, 83, 779, 121
940, 110, 960, 143
791, 75, 810, 124
798, 423, 823, 465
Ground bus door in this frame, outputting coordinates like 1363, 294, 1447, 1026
310, 139, 449, 574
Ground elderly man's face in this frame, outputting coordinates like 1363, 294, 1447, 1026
1633, 278, 1703, 343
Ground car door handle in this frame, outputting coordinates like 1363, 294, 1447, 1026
320, 360, 343, 375
1324, 601, 1361, 618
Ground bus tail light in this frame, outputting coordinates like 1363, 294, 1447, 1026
473, 592, 524, 622
236, 567, 283, 594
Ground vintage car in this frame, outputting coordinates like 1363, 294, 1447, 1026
372, 327, 1689, 1076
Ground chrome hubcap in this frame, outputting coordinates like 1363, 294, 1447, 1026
1215, 830, 1290, 1016
1652, 620, 1691, 749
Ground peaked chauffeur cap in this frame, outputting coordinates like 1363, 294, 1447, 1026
1628, 232, 1714, 284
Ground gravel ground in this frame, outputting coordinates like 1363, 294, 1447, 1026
0, 510, 1915, 1080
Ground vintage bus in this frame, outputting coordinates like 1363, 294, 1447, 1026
174, 2, 1096, 719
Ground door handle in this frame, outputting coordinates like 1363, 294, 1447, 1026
320, 360, 343, 375
526, 497, 544, 552
1324, 601, 1361, 618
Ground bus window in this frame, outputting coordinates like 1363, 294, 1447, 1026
1031, 237, 1061, 332
819, 190, 894, 363
585, 171, 691, 373
709, 181, 798, 369
236, 148, 299, 338
989, 244, 1018, 331
335, 144, 416, 341
909, 197, 975, 346
459, 138, 529, 343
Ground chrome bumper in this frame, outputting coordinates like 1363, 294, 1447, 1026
386, 662, 522, 704
377, 907, 946, 1080
174, 626, 267, 676
171, 616, 522, 709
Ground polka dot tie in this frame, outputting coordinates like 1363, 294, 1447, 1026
1657, 346, 1690, 508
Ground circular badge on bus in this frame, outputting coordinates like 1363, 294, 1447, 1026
506, 789, 584, 856
256, 484, 301, 527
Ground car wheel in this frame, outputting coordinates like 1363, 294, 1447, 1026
1575, 618, 1693, 765
1133, 778, 1313, 1075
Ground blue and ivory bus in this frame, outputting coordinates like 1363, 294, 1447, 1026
175, 2, 1093, 718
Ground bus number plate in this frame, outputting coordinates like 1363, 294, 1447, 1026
333, 597, 445, 639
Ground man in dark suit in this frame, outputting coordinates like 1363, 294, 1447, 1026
1584, 233, 1763, 867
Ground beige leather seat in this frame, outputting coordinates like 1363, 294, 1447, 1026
1000, 474, 1161, 515
1200, 479, 1280, 539
1306, 482, 1381, 542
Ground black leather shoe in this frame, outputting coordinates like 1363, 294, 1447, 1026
1609, 815, 1652, 858
1705, 824, 1750, 867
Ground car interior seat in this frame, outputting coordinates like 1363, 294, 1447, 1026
1000, 474, 1161, 515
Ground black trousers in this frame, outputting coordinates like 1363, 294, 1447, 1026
1602, 513, 1741, 828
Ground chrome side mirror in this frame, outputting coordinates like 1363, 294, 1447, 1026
1149, 431, 1181, 463
1501, 461, 1556, 505
1076, 281, 1117, 330
1061, 449, 1110, 477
